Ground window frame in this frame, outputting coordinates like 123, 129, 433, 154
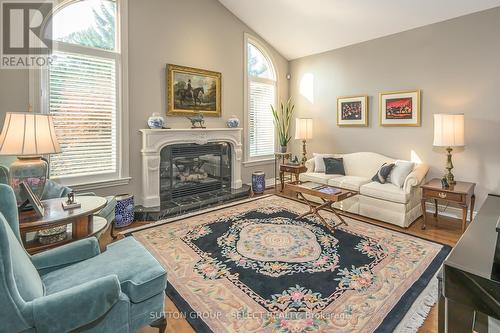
30, 0, 130, 189
243, 33, 278, 165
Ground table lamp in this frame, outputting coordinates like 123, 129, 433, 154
0, 112, 61, 203
433, 113, 465, 185
295, 118, 313, 165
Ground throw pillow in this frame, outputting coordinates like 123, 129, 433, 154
388, 160, 415, 187
313, 153, 335, 172
324, 157, 346, 175
371, 163, 395, 184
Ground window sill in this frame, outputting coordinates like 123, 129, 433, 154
243, 158, 275, 167
60, 177, 131, 192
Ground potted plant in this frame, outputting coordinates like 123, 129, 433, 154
271, 98, 295, 153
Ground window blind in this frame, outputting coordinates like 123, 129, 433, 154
249, 80, 275, 158
48, 51, 117, 178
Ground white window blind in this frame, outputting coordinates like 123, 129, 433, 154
48, 51, 117, 178
246, 38, 277, 160
249, 81, 275, 157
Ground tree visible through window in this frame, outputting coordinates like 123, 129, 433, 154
246, 39, 277, 160
46, 0, 121, 181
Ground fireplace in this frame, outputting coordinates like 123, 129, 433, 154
137, 128, 249, 220
160, 142, 231, 202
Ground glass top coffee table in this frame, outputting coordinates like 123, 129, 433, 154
286, 181, 358, 232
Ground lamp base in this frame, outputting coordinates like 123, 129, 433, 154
444, 147, 456, 185
301, 140, 308, 165
9, 156, 48, 204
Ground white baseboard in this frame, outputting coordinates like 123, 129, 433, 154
425, 202, 477, 222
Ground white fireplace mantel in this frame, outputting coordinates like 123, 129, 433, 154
139, 128, 243, 207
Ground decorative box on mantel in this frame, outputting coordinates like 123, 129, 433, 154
139, 128, 243, 208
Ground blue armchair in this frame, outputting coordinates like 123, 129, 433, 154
0, 184, 167, 332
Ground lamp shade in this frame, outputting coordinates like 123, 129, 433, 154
0, 112, 61, 156
295, 118, 313, 140
433, 114, 465, 147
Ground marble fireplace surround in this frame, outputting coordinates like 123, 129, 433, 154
139, 128, 243, 207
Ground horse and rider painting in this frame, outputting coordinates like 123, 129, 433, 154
167, 64, 221, 117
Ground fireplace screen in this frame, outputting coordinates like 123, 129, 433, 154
159, 142, 231, 201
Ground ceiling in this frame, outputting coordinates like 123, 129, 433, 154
218, 0, 500, 60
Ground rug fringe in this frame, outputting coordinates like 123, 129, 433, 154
394, 272, 439, 333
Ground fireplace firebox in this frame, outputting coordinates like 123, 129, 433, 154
159, 142, 231, 202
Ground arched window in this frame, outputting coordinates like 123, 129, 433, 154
245, 35, 277, 161
41, 0, 125, 185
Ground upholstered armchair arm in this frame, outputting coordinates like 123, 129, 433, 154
403, 164, 429, 194
32, 275, 121, 333
32, 237, 101, 275
304, 158, 315, 172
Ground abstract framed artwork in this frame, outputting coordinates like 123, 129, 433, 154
337, 95, 368, 127
379, 90, 421, 126
167, 64, 221, 117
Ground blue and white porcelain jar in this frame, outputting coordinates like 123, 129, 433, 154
114, 194, 135, 228
147, 113, 165, 129
226, 115, 240, 128
252, 171, 265, 194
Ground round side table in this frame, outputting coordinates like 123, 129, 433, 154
19, 196, 107, 254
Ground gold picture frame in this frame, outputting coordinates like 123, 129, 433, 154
167, 64, 221, 117
379, 89, 421, 127
337, 95, 368, 127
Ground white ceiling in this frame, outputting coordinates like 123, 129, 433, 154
218, 0, 500, 60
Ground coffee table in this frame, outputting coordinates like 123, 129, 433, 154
286, 181, 358, 232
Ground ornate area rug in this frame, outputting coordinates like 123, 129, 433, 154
133, 195, 450, 333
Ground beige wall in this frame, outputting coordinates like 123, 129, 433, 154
289, 7, 500, 209
124, 0, 288, 198
0, 0, 289, 198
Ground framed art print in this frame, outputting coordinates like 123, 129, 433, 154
337, 95, 368, 127
167, 64, 222, 117
379, 90, 421, 126
20, 181, 45, 217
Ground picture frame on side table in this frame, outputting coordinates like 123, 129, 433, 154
167, 64, 222, 117
20, 181, 45, 217
337, 95, 368, 127
379, 90, 421, 126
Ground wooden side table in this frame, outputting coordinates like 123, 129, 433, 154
19, 196, 107, 254
420, 178, 475, 232
279, 164, 307, 192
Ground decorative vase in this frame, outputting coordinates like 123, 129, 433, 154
114, 194, 135, 228
280, 145, 287, 153
252, 171, 265, 194
147, 113, 165, 129
226, 115, 240, 128
9, 156, 48, 204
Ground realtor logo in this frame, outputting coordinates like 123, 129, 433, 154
1, 0, 53, 68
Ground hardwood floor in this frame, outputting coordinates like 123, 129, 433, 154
101, 188, 463, 333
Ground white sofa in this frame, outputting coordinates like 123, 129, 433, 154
300, 152, 429, 228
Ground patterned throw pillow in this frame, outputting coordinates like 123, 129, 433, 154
324, 157, 346, 175
372, 163, 395, 184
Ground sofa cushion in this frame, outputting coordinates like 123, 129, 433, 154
313, 153, 335, 172
360, 181, 410, 204
41, 237, 166, 303
388, 160, 415, 188
372, 163, 395, 184
324, 157, 346, 175
328, 176, 371, 191
299, 172, 342, 184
